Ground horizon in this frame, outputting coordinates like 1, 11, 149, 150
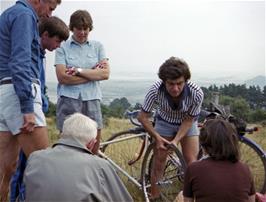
1, 0, 265, 83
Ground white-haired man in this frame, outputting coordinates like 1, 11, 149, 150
24, 113, 133, 202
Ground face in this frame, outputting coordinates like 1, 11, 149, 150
72, 27, 90, 44
41, 32, 62, 51
37, 0, 58, 19
164, 77, 186, 98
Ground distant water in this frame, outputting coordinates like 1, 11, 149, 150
46, 76, 157, 105
46, 71, 256, 105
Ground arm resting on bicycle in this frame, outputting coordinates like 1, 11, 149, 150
137, 110, 170, 150
171, 116, 194, 146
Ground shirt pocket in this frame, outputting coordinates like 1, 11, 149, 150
66, 55, 78, 67
85, 53, 98, 67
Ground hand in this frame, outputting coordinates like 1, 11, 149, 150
93, 58, 109, 69
21, 113, 36, 133
170, 138, 180, 147
155, 136, 171, 151
65, 67, 76, 75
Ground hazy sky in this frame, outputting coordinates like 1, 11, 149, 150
1, 0, 265, 82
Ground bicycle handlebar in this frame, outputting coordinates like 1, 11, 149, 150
124, 110, 142, 127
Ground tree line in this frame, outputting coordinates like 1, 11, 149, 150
45, 83, 266, 123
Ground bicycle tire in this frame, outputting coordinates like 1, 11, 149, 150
239, 137, 266, 194
101, 129, 147, 189
141, 143, 187, 202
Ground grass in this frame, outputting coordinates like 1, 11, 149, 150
47, 117, 266, 201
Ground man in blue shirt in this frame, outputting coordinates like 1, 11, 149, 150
9, 16, 69, 202
0, 0, 62, 200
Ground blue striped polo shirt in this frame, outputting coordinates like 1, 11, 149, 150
142, 80, 204, 124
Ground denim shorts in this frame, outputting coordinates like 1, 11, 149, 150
154, 117, 199, 137
56, 96, 103, 131
0, 82, 46, 135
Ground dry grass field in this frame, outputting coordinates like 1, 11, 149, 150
47, 117, 266, 201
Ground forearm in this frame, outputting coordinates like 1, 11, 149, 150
59, 74, 88, 85
56, 65, 88, 85
79, 67, 110, 81
137, 112, 160, 140
173, 116, 194, 143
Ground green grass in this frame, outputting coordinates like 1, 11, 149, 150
47, 117, 266, 200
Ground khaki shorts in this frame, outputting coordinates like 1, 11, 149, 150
0, 82, 46, 135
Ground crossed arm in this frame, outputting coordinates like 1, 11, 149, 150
56, 59, 110, 85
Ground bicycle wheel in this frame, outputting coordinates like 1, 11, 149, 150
141, 143, 187, 202
239, 137, 266, 194
101, 129, 147, 191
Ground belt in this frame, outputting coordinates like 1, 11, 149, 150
0, 79, 40, 85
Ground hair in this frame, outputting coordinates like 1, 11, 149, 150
62, 113, 97, 145
39, 16, 69, 41
69, 10, 93, 31
158, 57, 191, 82
43, 0, 61, 5
199, 119, 240, 163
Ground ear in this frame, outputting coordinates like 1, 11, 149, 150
86, 138, 97, 152
42, 30, 49, 38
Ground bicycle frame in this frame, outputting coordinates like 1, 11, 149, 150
99, 132, 150, 190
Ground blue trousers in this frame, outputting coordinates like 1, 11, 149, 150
10, 150, 27, 202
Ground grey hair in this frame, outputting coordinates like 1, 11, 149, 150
62, 113, 97, 144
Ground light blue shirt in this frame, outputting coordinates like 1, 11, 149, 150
55, 36, 106, 101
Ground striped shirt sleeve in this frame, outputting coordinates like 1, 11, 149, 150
188, 82, 204, 117
141, 81, 161, 113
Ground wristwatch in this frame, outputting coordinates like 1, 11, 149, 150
76, 68, 82, 76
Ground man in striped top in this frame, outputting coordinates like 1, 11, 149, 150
138, 57, 204, 201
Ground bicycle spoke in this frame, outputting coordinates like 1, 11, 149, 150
239, 140, 266, 193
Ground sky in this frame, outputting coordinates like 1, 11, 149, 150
1, 0, 265, 83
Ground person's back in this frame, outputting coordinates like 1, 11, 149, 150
24, 113, 133, 202
183, 119, 255, 202
184, 158, 254, 202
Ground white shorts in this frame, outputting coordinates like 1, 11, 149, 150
0, 82, 46, 135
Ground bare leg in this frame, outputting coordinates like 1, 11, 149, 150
180, 135, 199, 165
17, 126, 49, 158
0, 132, 20, 202
150, 136, 173, 199
150, 146, 168, 199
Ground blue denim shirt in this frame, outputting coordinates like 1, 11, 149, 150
55, 37, 106, 101
0, 0, 41, 113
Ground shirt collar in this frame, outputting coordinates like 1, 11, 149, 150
70, 35, 90, 46
159, 81, 190, 110
17, 0, 38, 22
53, 137, 93, 155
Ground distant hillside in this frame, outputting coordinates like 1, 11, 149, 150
245, 75, 266, 88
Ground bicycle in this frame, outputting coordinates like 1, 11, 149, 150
99, 111, 186, 202
99, 106, 266, 201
